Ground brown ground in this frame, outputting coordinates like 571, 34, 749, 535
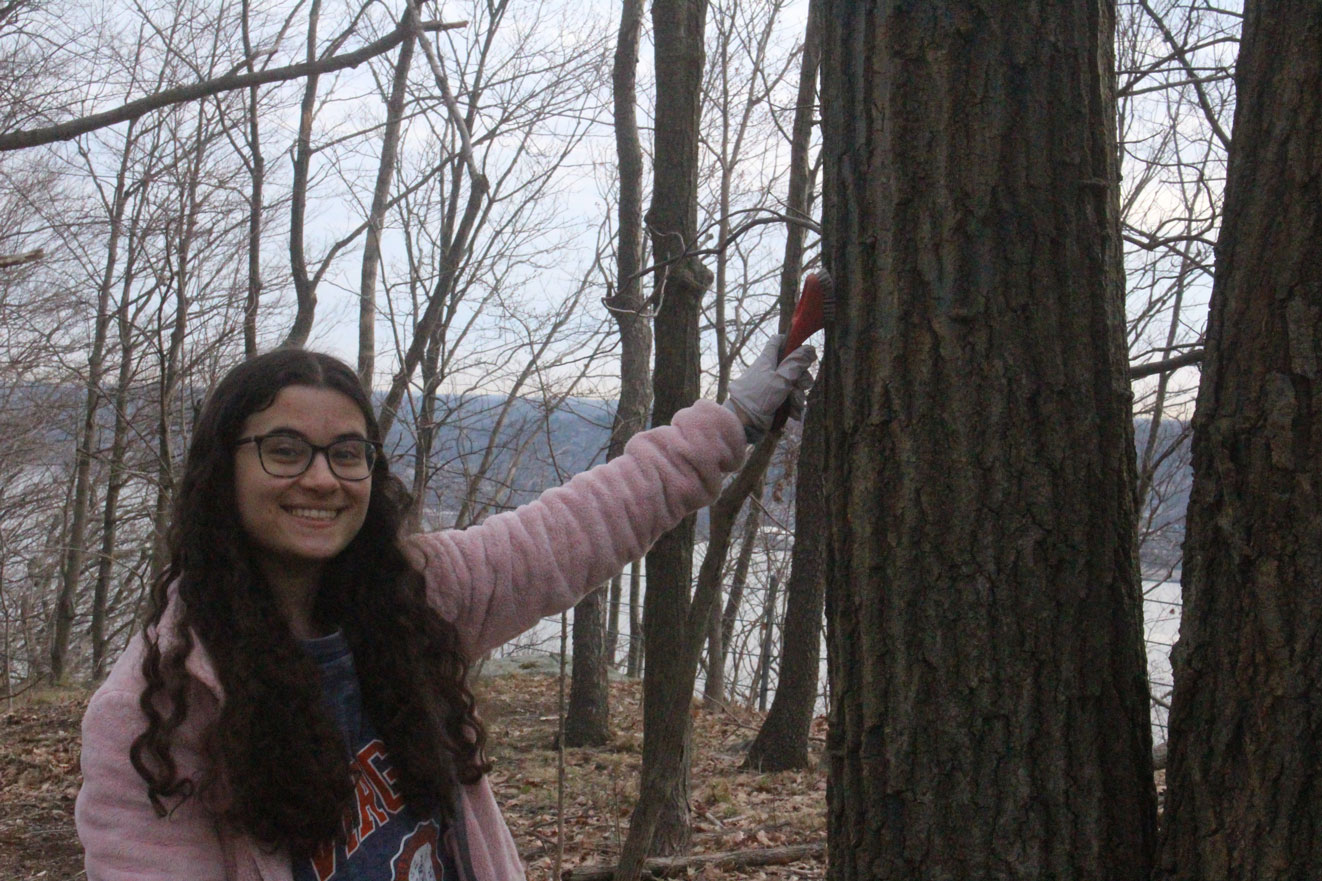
0, 675, 828, 881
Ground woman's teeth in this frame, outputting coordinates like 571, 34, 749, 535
288, 507, 338, 520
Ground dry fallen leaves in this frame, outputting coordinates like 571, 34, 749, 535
475, 674, 827, 881
1, 675, 827, 881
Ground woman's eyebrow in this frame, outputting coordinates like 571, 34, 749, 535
260, 427, 368, 441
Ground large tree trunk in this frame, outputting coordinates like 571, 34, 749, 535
820, 3, 1156, 879
1156, 3, 1322, 878
564, 0, 652, 748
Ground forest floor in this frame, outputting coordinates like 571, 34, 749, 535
0, 669, 829, 881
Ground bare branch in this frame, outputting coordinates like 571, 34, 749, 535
0, 248, 43, 267
0, 18, 466, 153
1136, 0, 1233, 150
1130, 348, 1205, 380
629, 208, 822, 293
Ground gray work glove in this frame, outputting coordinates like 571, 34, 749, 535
723, 334, 817, 444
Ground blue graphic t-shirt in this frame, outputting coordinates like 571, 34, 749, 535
293, 631, 464, 881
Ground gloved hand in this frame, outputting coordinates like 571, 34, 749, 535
723, 335, 817, 444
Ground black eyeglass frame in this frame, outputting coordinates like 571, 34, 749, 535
235, 434, 382, 481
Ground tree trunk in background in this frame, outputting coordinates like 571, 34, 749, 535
357, 31, 415, 388
564, 589, 609, 745
92, 242, 141, 680
702, 574, 726, 704
565, 0, 652, 748
152, 114, 209, 584
616, 0, 709, 874
606, 572, 623, 667
283, 0, 322, 349
745, 393, 824, 769
240, 0, 264, 359
820, 3, 1156, 879
754, 573, 778, 712
409, 332, 442, 528
626, 561, 643, 677
718, 495, 761, 682
743, 0, 823, 769
52, 128, 135, 682
1157, 3, 1322, 877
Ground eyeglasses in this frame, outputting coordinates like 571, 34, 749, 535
235, 434, 380, 481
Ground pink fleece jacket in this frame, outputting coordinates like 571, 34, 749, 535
75, 400, 745, 881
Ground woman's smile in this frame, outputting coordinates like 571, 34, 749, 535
285, 506, 345, 522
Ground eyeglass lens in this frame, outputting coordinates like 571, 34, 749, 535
257, 436, 376, 479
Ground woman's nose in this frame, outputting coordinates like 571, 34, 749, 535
297, 450, 341, 487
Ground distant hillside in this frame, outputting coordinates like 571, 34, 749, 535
6, 380, 1194, 566
383, 394, 618, 518
1133, 416, 1193, 576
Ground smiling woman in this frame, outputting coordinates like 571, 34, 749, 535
232, 386, 374, 639
71, 344, 814, 881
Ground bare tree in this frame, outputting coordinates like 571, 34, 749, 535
48, 119, 139, 682
707, 0, 821, 716
616, 0, 713, 870
563, 0, 652, 747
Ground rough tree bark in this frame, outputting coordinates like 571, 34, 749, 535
565, 0, 651, 748
820, 3, 1156, 879
1156, 3, 1322, 878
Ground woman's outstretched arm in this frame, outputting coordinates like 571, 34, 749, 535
408, 400, 746, 658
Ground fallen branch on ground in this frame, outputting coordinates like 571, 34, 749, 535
562, 842, 826, 881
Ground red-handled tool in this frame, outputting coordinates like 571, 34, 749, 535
770, 270, 832, 431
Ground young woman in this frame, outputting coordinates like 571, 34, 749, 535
75, 341, 815, 881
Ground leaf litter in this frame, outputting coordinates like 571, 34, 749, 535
1, 674, 827, 881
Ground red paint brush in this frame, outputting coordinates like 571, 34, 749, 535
770, 269, 834, 431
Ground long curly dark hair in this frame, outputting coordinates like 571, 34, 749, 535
129, 348, 490, 857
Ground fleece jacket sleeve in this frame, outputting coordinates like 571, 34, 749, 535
76, 686, 228, 881
408, 399, 746, 659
